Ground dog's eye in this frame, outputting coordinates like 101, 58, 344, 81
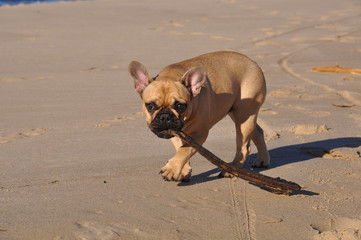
145, 102, 157, 112
174, 102, 187, 113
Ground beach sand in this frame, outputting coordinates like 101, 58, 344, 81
1, 0, 361, 239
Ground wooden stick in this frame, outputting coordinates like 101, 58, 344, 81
174, 131, 301, 195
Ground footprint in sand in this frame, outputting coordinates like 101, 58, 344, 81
0, 76, 53, 83
210, 35, 234, 41
269, 86, 311, 99
327, 147, 361, 161
94, 116, 135, 128
269, 89, 295, 98
349, 114, 361, 128
0, 128, 48, 144
75, 222, 123, 239
312, 217, 361, 240
258, 27, 282, 38
168, 20, 185, 27
253, 40, 279, 46
200, 15, 241, 21
289, 124, 330, 135
82, 65, 122, 72
0, 137, 10, 144
75, 221, 151, 239
260, 108, 278, 115
169, 30, 234, 41
306, 111, 331, 117
149, 19, 188, 32
238, 4, 257, 10
300, 146, 361, 161
94, 123, 112, 128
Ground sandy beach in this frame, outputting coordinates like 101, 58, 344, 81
1, 0, 361, 239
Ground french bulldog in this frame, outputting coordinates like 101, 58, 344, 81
128, 51, 270, 181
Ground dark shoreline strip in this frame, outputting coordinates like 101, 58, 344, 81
0, 0, 75, 7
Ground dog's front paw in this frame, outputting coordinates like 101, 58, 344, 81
160, 162, 182, 181
160, 162, 191, 182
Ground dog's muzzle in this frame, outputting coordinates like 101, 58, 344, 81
149, 109, 184, 139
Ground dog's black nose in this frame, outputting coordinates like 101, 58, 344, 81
159, 112, 172, 125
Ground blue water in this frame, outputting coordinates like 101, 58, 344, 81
0, 0, 74, 6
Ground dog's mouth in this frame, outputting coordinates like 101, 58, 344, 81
150, 122, 184, 139
149, 109, 184, 139
153, 129, 175, 139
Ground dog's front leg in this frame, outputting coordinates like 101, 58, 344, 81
160, 131, 208, 181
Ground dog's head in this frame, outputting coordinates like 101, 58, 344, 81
128, 61, 205, 139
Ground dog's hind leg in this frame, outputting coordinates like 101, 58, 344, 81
231, 110, 255, 168
219, 104, 255, 177
251, 124, 270, 168
220, 98, 269, 177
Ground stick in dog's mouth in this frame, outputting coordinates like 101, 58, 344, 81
149, 117, 184, 139
172, 130, 302, 195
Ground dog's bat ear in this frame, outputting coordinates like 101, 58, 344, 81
181, 67, 205, 97
128, 61, 151, 94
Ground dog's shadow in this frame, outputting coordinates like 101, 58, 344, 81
178, 137, 361, 194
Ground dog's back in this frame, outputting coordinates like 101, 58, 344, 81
163, 51, 266, 99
